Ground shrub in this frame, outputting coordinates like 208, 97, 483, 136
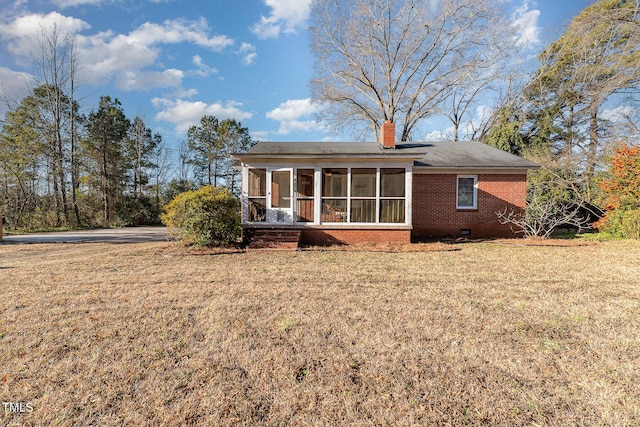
593, 143, 640, 238
594, 208, 640, 239
161, 186, 241, 246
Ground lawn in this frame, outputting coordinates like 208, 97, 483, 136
0, 240, 638, 426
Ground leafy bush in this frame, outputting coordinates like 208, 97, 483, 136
595, 208, 640, 239
594, 144, 640, 238
118, 195, 160, 226
161, 186, 241, 246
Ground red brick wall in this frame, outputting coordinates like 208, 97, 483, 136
412, 173, 527, 239
301, 228, 411, 246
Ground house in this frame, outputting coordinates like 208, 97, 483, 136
234, 122, 539, 246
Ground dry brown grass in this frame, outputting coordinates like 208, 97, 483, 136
0, 240, 639, 426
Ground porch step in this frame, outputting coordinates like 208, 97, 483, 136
248, 229, 301, 250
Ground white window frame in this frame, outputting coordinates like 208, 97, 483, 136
456, 175, 478, 209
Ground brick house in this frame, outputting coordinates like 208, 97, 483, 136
234, 122, 538, 246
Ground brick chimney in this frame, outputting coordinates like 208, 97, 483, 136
380, 120, 395, 149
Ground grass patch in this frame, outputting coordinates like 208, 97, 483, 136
0, 240, 639, 425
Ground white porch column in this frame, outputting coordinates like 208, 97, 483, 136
314, 168, 322, 224
241, 163, 248, 224
405, 166, 412, 226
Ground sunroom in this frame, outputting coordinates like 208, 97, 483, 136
241, 164, 412, 227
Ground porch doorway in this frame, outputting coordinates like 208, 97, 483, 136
267, 168, 293, 224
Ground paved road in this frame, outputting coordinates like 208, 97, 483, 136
0, 226, 173, 244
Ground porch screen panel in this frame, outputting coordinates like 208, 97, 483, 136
296, 169, 315, 222
322, 168, 347, 222
350, 168, 376, 223
380, 168, 405, 223
248, 168, 266, 222
271, 170, 291, 209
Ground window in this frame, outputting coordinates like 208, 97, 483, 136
248, 169, 266, 222
350, 168, 376, 222
322, 168, 348, 222
296, 169, 315, 222
380, 168, 405, 223
319, 167, 407, 224
457, 175, 477, 209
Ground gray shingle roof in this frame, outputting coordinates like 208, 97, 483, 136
236, 141, 539, 169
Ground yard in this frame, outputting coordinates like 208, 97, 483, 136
0, 239, 638, 425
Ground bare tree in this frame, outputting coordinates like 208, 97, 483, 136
32, 23, 83, 225
310, 0, 513, 141
496, 167, 591, 238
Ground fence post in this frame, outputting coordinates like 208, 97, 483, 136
0, 215, 3, 242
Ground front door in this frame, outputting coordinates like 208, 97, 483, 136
267, 169, 293, 224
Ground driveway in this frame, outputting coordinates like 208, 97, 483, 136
0, 226, 173, 244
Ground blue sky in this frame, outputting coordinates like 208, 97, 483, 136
0, 0, 596, 149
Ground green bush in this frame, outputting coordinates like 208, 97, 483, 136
597, 208, 640, 239
161, 186, 241, 246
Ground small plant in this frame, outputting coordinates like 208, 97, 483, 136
161, 186, 241, 246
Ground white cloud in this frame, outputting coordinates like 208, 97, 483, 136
237, 42, 257, 66
11, 0, 29, 9
512, 0, 541, 49
0, 12, 90, 55
82, 18, 234, 88
0, 13, 235, 91
115, 68, 184, 91
251, 0, 312, 39
266, 98, 318, 121
52, 0, 104, 7
242, 52, 257, 66
266, 98, 323, 135
192, 55, 218, 77
153, 98, 253, 133
0, 66, 33, 117
126, 18, 233, 52
423, 129, 450, 141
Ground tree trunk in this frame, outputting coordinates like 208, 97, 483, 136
102, 140, 110, 224
585, 100, 599, 200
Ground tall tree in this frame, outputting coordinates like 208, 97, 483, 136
85, 96, 130, 224
0, 98, 45, 227
0, 85, 82, 227
186, 116, 254, 191
187, 115, 220, 187
216, 118, 253, 194
32, 24, 83, 225
310, 0, 513, 141
125, 116, 160, 199
527, 0, 640, 195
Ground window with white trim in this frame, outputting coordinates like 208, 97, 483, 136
380, 168, 405, 223
248, 168, 267, 221
321, 167, 406, 223
456, 175, 477, 209
322, 168, 348, 222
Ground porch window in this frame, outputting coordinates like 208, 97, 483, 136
296, 169, 315, 222
320, 167, 407, 224
322, 168, 348, 222
248, 168, 266, 222
271, 170, 291, 209
350, 168, 376, 223
380, 168, 405, 223
457, 175, 477, 209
